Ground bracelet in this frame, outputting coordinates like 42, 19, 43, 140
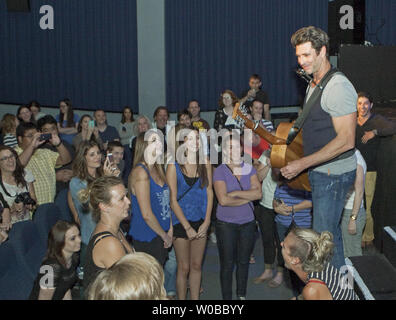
54, 141, 62, 147
186, 226, 192, 232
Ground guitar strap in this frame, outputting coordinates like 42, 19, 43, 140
286, 68, 342, 145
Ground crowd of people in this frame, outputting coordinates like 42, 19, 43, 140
1, 26, 395, 301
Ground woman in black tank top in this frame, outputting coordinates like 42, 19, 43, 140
81, 176, 134, 297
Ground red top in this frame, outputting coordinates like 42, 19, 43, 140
244, 137, 270, 159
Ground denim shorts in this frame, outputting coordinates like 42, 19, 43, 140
173, 219, 204, 239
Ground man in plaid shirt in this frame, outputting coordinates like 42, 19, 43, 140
15, 122, 72, 205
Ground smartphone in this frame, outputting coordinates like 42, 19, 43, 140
89, 120, 95, 128
107, 153, 114, 163
274, 198, 284, 205
39, 133, 52, 141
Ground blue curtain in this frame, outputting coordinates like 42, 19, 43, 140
165, 0, 328, 112
366, 0, 396, 46
0, 0, 138, 112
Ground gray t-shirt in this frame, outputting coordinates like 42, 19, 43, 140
305, 73, 358, 174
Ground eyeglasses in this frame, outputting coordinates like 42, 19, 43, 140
0, 154, 16, 162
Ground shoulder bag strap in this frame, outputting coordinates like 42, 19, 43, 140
225, 165, 255, 213
177, 166, 198, 202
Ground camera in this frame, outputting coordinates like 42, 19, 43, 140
39, 133, 52, 141
14, 192, 36, 206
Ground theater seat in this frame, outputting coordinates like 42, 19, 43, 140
33, 203, 62, 247
7, 220, 46, 281
345, 255, 396, 300
54, 188, 73, 222
383, 226, 396, 269
0, 241, 35, 300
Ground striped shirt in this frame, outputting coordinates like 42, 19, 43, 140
308, 263, 359, 300
274, 184, 312, 228
257, 119, 274, 132
3, 134, 18, 148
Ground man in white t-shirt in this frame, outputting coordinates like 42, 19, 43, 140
341, 149, 367, 257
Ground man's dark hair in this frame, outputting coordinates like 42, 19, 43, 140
37, 115, 58, 131
153, 106, 169, 119
28, 100, 41, 111
357, 92, 373, 104
16, 122, 37, 138
291, 26, 330, 56
188, 100, 200, 107
177, 109, 192, 122
249, 74, 261, 82
107, 140, 124, 152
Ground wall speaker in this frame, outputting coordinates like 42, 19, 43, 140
328, 0, 365, 55
6, 0, 30, 12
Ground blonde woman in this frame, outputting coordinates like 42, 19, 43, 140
87, 252, 167, 300
281, 228, 359, 300
81, 176, 133, 296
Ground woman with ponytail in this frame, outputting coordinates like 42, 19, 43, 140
281, 228, 359, 300
81, 176, 133, 297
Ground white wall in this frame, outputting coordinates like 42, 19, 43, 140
0, 103, 217, 129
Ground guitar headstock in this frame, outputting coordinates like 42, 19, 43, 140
232, 103, 250, 129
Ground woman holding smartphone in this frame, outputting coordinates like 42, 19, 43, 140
56, 99, 79, 145
69, 141, 120, 273
72, 115, 103, 151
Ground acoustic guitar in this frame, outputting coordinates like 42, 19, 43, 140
232, 103, 311, 191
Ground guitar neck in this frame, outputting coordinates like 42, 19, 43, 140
232, 103, 286, 145
246, 121, 286, 145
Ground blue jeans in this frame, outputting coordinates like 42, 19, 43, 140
216, 219, 256, 300
309, 170, 356, 269
164, 247, 177, 296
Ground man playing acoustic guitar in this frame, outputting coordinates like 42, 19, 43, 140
280, 26, 357, 270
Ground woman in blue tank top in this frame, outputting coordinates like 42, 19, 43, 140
166, 126, 213, 300
128, 130, 172, 266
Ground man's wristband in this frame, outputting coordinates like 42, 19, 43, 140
54, 141, 62, 148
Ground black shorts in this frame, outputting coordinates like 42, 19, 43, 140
132, 235, 169, 266
173, 219, 204, 239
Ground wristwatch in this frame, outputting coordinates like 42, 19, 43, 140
350, 214, 357, 221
